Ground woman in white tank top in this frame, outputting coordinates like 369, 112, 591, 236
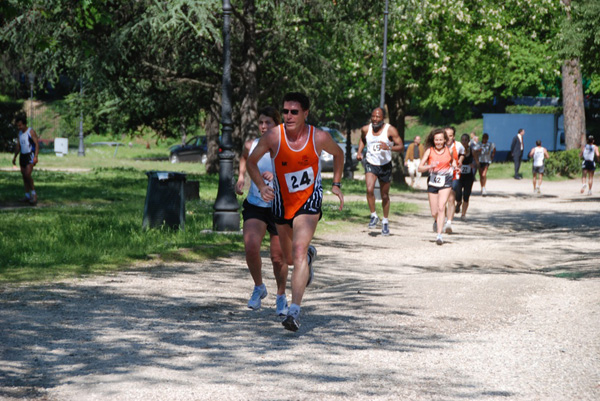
580, 135, 599, 195
235, 107, 289, 315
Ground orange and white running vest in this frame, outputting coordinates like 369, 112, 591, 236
272, 124, 322, 220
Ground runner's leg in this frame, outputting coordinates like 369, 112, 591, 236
480, 165, 488, 189
243, 219, 268, 286
380, 180, 391, 219
437, 188, 452, 235
269, 233, 288, 296
365, 172, 377, 214
284, 213, 320, 307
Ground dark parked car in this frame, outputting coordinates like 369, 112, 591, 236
319, 126, 359, 171
169, 136, 208, 164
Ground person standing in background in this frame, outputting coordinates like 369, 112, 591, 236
510, 128, 525, 179
12, 115, 39, 205
404, 136, 425, 188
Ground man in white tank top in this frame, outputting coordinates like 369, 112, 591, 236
528, 140, 549, 194
11, 115, 39, 205
356, 107, 403, 236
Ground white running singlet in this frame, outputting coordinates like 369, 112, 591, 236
532, 147, 545, 167
365, 123, 392, 166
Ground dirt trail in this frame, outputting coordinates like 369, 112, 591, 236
1, 178, 599, 400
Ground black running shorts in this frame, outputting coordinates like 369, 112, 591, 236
365, 161, 392, 183
242, 199, 278, 235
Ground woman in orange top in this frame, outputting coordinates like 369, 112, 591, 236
418, 128, 457, 245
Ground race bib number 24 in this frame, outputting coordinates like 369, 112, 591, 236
284, 167, 314, 193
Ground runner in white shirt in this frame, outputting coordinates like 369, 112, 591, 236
580, 135, 599, 196
528, 140, 549, 194
12, 115, 39, 205
357, 107, 403, 236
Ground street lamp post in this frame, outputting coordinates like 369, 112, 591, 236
213, 0, 240, 231
28, 73, 34, 130
379, 0, 389, 109
78, 78, 85, 156
344, 128, 354, 179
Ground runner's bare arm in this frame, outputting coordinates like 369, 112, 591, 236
12, 141, 21, 165
31, 129, 39, 165
356, 126, 368, 161
418, 149, 432, 173
247, 130, 276, 202
235, 140, 253, 195
385, 125, 404, 153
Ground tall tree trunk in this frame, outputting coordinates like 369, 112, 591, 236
206, 92, 221, 175
386, 91, 407, 184
562, 60, 586, 150
561, 0, 586, 150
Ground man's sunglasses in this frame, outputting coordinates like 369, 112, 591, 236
282, 108, 300, 115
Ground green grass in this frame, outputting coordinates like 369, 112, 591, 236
485, 160, 570, 181
0, 147, 417, 283
404, 117, 483, 141
0, 166, 242, 282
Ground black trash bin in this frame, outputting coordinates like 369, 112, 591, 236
142, 171, 187, 230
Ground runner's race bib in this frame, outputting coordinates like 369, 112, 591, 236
429, 172, 445, 188
284, 167, 314, 193
461, 165, 472, 175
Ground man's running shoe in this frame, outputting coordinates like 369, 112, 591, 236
382, 222, 390, 236
581, 184, 586, 194
282, 314, 300, 332
482, 187, 487, 196
444, 221, 453, 234
275, 295, 288, 316
247, 285, 267, 310
436, 234, 443, 245
433, 220, 437, 233
306, 245, 317, 286
588, 190, 593, 196
368, 216, 380, 228
455, 202, 461, 214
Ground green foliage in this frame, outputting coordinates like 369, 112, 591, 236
506, 105, 563, 115
545, 149, 581, 177
0, 99, 23, 151
557, 0, 600, 80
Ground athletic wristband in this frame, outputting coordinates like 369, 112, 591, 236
332, 182, 341, 188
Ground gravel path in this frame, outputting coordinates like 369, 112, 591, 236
1, 178, 599, 400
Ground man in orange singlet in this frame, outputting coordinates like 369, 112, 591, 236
247, 92, 344, 332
